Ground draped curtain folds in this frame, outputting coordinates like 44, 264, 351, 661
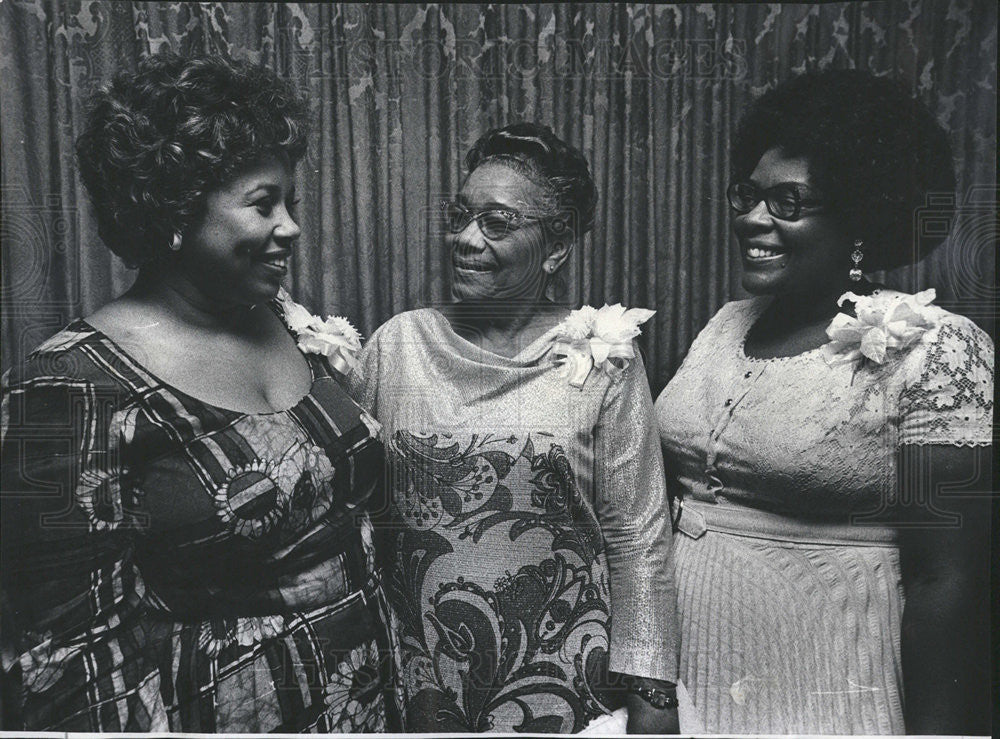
2, 2, 995, 392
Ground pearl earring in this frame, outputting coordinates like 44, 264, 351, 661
169, 233, 182, 252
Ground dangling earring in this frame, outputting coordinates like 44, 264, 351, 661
849, 239, 864, 282
169, 233, 182, 252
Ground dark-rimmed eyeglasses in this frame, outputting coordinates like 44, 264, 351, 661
440, 200, 544, 241
726, 181, 824, 221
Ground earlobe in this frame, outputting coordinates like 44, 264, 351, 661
546, 241, 575, 274
543, 243, 573, 302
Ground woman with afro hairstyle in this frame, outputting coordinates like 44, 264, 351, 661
1, 53, 400, 732
655, 69, 992, 734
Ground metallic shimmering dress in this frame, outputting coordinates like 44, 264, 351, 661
353, 308, 679, 733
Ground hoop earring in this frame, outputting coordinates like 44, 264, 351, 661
849, 239, 864, 282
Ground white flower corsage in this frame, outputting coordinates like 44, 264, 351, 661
822, 288, 937, 366
276, 287, 362, 375
552, 303, 655, 387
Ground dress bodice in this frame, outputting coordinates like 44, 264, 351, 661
654, 293, 993, 521
1, 306, 398, 732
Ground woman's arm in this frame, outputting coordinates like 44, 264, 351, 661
592, 350, 680, 733
1, 367, 149, 730
894, 317, 993, 734
898, 443, 991, 735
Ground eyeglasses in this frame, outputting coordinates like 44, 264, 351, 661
440, 200, 544, 241
726, 181, 824, 221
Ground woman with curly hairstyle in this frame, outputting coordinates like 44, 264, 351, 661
1, 53, 400, 732
351, 122, 683, 733
655, 69, 992, 734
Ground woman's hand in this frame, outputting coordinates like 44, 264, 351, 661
623, 677, 680, 734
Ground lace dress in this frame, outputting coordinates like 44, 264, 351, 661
0, 303, 402, 732
351, 308, 679, 733
653, 291, 993, 735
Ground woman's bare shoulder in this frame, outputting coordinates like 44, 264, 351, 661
84, 295, 162, 341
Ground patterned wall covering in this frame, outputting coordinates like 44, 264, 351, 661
1, 2, 995, 391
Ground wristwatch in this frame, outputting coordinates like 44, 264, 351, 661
626, 682, 679, 710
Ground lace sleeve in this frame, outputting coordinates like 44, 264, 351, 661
898, 318, 994, 447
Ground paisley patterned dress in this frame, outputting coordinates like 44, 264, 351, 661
0, 302, 401, 732
352, 308, 678, 733
654, 291, 994, 734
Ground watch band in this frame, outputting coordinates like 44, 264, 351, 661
626, 683, 679, 710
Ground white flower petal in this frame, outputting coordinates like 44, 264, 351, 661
592, 303, 652, 343
280, 295, 319, 333
822, 343, 862, 366
825, 290, 938, 367
622, 307, 655, 325
563, 350, 594, 387
856, 303, 886, 326
826, 313, 866, 342
885, 320, 922, 344
593, 308, 635, 343
319, 315, 363, 348
860, 327, 888, 363
602, 303, 629, 320
555, 304, 653, 385
606, 342, 636, 361
836, 291, 866, 307
589, 337, 613, 365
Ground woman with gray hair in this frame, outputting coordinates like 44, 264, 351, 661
353, 122, 681, 733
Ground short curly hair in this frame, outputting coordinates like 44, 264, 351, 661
731, 69, 955, 271
76, 52, 310, 267
465, 122, 598, 238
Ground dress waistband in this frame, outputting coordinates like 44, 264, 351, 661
676, 498, 899, 547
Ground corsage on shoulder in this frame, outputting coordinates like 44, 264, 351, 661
276, 287, 362, 375
552, 303, 655, 387
822, 288, 937, 366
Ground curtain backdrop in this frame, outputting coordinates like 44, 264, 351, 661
2, 1, 996, 393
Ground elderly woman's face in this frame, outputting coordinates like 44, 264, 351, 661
178, 154, 300, 307
447, 162, 554, 303
733, 147, 850, 298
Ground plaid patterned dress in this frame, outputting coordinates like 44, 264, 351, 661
1, 306, 401, 732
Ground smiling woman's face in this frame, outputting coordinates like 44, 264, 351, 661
178, 154, 300, 308
733, 147, 851, 298
447, 162, 554, 303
